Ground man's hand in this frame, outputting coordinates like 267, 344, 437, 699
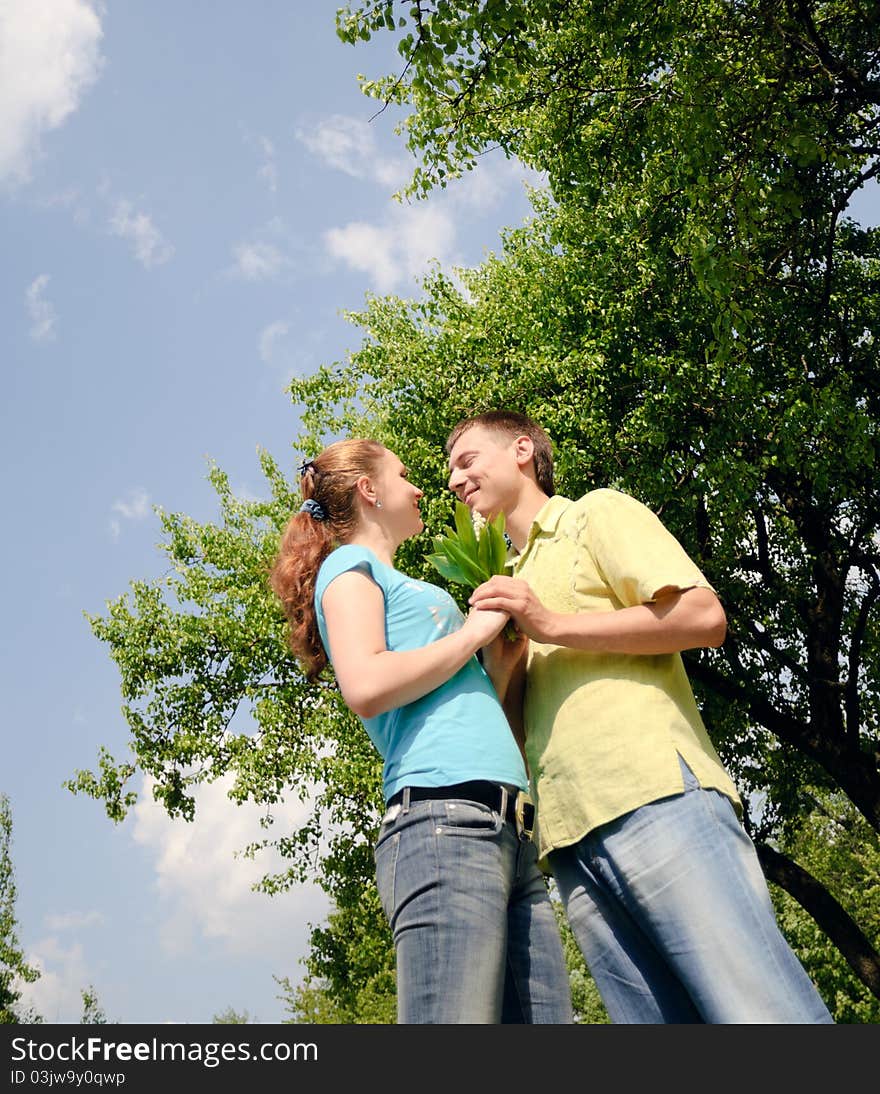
469, 576, 559, 643
473, 579, 727, 655
480, 624, 528, 695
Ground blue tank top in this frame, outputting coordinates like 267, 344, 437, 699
314, 544, 527, 801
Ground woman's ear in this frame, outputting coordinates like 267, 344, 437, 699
354, 474, 376, 507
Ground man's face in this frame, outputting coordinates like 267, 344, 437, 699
447, 425, 521, 518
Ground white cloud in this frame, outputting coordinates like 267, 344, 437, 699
230, 482, 267, 504
40, 186, 90, 225
25, 273, 57, 341
448, 155, 546, 213
297, 114, 409, 189
258, 319, 289, 363
131, 774, 329, 960
109, 487, 151, 540
314, 133, 543, 293
17, 937, 92, 1024
44, 909, 105, 932
0, 0, 104, 184
15, 774, 328, 1023
109, 199, 174, 269
257, 135, 278, 194
112, 487, 151, 521
232, 240, 286, 281
325, 203, 458, 293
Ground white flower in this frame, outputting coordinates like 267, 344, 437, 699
471, 510, 487, 536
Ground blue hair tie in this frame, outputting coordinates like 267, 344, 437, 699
299, 498, 327, 521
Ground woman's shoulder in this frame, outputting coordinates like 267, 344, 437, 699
318, 543, 373, 580
316, 544, 392, 597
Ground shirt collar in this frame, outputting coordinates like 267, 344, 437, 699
511, 495, 572, 559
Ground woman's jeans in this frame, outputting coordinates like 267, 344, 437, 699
374, 795, 573, 1024
549, 759, 834, 1024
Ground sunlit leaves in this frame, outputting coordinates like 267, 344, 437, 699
425, 500, 508, 586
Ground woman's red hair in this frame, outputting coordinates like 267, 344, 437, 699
269, 439, 385, 680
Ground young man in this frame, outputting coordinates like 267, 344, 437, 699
446, 410, 832, 1024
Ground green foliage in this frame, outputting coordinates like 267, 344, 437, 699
280, 973, 397, 1025
68, 454, 384, 890
426, 500, 509, 588
278, 881, 396, 1024
549, 894, 609, 1024
426, 501, 520, 638
768, 789, 880, 1023
80, 986, 110, 1025
212, 1006, 251, 1024
0, 794, 40, 1024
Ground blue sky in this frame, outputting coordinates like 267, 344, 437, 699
2, 2, 877, 1027
1, 1, 542, 1024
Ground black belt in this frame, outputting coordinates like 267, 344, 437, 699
386, 780, 535, 837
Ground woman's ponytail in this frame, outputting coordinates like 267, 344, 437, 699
268, 439, 385, 679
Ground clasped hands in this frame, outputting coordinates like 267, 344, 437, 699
469, 575, 556, 643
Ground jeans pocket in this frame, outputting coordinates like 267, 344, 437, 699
374, 830, 400, 921
436, 799, 503, 837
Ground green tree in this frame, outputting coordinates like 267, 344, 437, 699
768, 787, 880, 1022
212, 1006, 251, 1024
548, 895, 608, 1024
69, 1, 880, 1017
80, 985, 110, 1025
0, 794, 41, 1023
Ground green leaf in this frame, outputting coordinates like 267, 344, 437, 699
424, 551, 470, 584
437, 537, 490, 586
489, 512, 508, 573
477, 519, 495, 575
453, 500, 478, 555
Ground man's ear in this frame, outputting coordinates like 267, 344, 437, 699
512, 434, 535, 470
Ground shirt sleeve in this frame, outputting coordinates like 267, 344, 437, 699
578, 489, 714, 607
314, 547, 388, 658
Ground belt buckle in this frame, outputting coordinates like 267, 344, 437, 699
514, 791, 535, 839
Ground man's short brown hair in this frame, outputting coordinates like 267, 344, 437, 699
446, 410, 555, 496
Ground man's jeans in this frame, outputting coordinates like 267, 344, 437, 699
549, 758, 834, 1024
374, 796, 573, 1023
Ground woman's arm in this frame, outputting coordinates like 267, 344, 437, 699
322, 569, 509, 719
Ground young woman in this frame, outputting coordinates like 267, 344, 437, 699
269, 438, 572, 1024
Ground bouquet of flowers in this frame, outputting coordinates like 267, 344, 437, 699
426, 501, 517, 638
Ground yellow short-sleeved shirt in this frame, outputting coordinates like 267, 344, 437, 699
513, 490, 743, 861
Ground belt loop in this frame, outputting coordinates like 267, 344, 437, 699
401, 787, 411, 815
498, 784, 508, 822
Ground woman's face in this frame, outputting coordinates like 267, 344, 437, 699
373, 448, 424, 540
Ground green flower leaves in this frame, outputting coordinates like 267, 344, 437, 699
425, 500, 510, 588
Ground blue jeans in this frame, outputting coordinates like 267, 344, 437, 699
374, 795, 573, 1024
549, 759, 833, 1024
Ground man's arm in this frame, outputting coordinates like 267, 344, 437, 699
469, 576, 726, 654
480, 630, 529, 762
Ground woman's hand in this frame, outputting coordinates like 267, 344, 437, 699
460, 605, 510, 647
469, 576, 558, 642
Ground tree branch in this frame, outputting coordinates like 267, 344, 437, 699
756, 840, 880, 1000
